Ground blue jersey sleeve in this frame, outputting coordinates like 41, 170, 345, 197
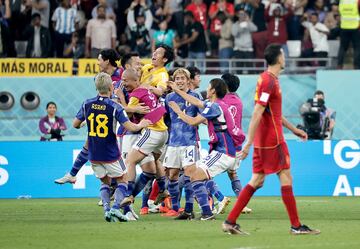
201, 101, 221, 120
75, 102, 85, 121
114, 104, 129, 124
164, 94, 170, 113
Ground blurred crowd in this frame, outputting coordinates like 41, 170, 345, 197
0, 0, 359, 68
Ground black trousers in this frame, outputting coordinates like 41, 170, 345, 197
337, 29, 360, 69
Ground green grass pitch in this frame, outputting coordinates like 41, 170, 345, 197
0, 197, 359, 249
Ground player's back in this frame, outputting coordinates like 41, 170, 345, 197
222, 93, 243, 130
166, 91, 200, 146
203, 101, 236, 157
254, 71, 284, 148
83, 96, 122, 162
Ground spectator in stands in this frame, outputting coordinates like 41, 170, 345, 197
9, 0, 32, 42
127, 0, 153, 31
337, 0, 360, 69
52, 0, 78, 57
232, 7, 257, 73
265, 1, 293, 57
181, 11, 207, 72
324, 3, 340, 39
287, 0, 308, 40
250, 0, 268, 59
85, 5, 116, 58
31, 0, 50, 28
0, 0, 15, 57
39, 102, 67, 141
185, 0, 207, 30
166, 0, 184, 36
23, 13, 51, 58
152, 20, 177, 52
128, 11, 151, 56
208, 0, 235, 56
64, 31, 84, 58
91, 0, 116, 20
117, 33, 131, 55
150, 0, 168, 31
302, 12, 329, 66
218, 12, 233, 73
306, 0, 327, 23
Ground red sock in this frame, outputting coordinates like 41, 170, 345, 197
281, 185, 301, 227
149, 180, 159, 201
227, 184, 256, 224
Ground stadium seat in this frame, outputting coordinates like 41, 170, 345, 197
328, 40, 340, 57
287, 40, 301, 58
14, 41, 28, 58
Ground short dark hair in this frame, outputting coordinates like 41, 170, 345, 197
156, 44, 174, 66
31, 13, 41, 20
99, 49, 121, 67
314, 90, 324, 96
221, 73, 240, 93
120, 52, 140, 68
209, 78, 227, 99
186, 66, 201, 80
184, 11, 194, 19
46, 101, 57, 109
311, 12, 319, 17
264, 44, 282, 66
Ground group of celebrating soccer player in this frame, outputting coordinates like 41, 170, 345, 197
55, 43, 320, 235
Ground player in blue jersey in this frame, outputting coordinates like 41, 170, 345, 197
161, 68, 200, 219
54, 50, 147, 185
168, 78, 245, 220
73, 72, 151, 222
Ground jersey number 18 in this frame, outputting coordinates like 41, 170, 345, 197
88, 113, 109, 137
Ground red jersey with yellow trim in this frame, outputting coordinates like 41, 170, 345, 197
254, 71, 284, 148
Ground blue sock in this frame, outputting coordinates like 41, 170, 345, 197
192, 181, 212, 215
206, 180, 224, 202
70, 147, 88, 176
100, 183, 111, 212
231, 177, 242, 196
178, 174, 185, 203
128, 181, 135, 196
112, 183, 127, 210
133, 172, 155, 197
123, 205, 131, 214
156, 176, 166, 192
184, 176, 194, 213
168, 180, 180, 211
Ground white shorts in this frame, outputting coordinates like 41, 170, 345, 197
133, 128, 168, 155
122, 134, 154, 165
163, 145, 198, 169
91, 159, 127, 179
228, 151, 241, 171
159, 144, 168, 163
198, 151, 236, 178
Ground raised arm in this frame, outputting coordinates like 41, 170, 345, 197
168, 101, 206, 126
168, 81, 204, 108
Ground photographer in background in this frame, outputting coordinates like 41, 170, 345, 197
39, 102, 67, 141
298, 90, 336, 139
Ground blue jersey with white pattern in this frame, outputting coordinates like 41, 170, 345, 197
201, 101, 236, 157
76, 96, 129, 162
165, 90, 200, 146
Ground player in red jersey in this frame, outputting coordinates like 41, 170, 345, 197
222, 44, 320, 236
